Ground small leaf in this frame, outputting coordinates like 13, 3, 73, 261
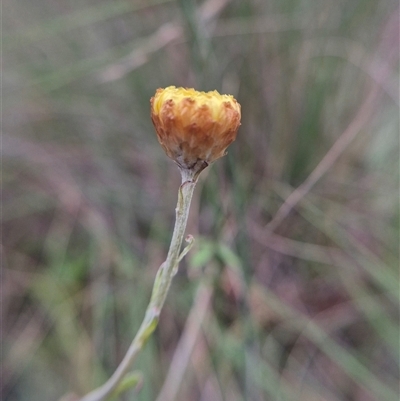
108, 371, 143, 400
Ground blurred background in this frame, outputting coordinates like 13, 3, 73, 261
3, 0, 399, 400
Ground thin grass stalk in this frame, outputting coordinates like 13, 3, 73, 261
79, 171, 198, 401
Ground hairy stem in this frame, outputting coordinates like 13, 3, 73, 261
79, 170, 198, 401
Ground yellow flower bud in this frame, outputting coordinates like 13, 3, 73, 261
150, 86, 241, 173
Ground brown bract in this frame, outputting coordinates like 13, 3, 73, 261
150, 86, 241, 172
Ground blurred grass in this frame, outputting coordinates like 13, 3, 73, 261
3, 0, 399, 400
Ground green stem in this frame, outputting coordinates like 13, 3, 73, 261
79, 170, 198, 401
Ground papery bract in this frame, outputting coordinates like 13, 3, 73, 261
151, 86, 241, 171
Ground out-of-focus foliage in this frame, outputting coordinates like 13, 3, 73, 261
3, 0, 399, 400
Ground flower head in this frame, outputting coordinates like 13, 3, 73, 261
151, 86, 241, 174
